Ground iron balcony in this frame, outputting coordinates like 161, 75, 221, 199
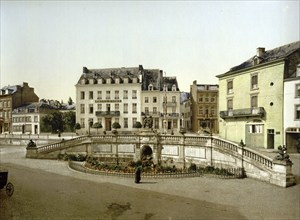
220, 107, 265, 119
95, 111, 120, 117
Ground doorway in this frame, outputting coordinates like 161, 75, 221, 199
105, 118, 111, 131
267, 129, 275, 149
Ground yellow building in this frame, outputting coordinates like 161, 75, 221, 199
217, 41, 299, 149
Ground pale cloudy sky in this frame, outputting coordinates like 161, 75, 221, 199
0, 1, 299, 102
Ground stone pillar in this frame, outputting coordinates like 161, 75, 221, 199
178, 135, 186, 169
26, 146, 38, 158
206, 138, 213, 166
270, 160, 296, 187
82, 136, 93, 156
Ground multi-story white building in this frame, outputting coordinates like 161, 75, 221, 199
141, 69, 181, 133
284, 64, 300, 152
76, 65, 181, 134
76, 66, 143, 133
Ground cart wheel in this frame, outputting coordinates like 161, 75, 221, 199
6, 182, 14, 197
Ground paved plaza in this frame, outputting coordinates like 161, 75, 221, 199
0, 145, 299, 220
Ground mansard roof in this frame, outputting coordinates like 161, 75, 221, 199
217, 41, 300, 78
77, 66, 143, 83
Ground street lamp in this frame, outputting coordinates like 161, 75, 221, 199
88, 119, 93, 136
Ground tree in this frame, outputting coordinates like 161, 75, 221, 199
63, 111, 76, 132
92, 122, 103, 134
134, 121, 142, 128
112, 122, 121, 135
112, 122, 121, 129
41, 111, 63, 133
68, 97, 73, 105
74, 123, 81, 133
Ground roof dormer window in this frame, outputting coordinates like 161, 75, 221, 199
148, 84, 153, 91
172, 84, 177, 91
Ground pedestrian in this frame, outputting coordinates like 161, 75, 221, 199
135, 166, 141, 184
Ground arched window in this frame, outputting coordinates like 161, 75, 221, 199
172, 84, 177, 91
148, 84, 153, 91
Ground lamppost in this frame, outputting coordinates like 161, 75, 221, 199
205, 110, 213, 166
88, 119, 93, 136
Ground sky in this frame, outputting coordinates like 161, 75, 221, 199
0, 0, 299, 102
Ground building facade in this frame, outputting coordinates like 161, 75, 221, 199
180, 92, 191, 131
284, 64, 300, 152
190, 81, 219, 134
141, 69, 181, 133
0, 82, 39, 133
76, 66, 143, 133
217, 41, 300, 149
76, 66, 181, 134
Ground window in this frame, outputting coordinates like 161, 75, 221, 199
211, 107, 215, 116
132, 103, 137, 113
145, 107, 149, 114
124, 118, 128, 128
123, 90, 128, 99
115, 103, 119, 111
172, 107, 176, 113
172, 96, 176, 103
296, 105, 300, 120
106, 91, 110, 99
132, 118, 137, 128
80, 104, 85, 114
34, 116, 38, 122
153, 107, 157, 114
89, 104, 94, 114
106, 104, 111, 112
248, 124, 263, 133
198, 106, 203, 115
172, 84, 177, 91
148, 84, 153, 91
80, 91, 85, 100
132, 90, 137, 99
198, 96, 203, 103
227, 99, 233, 115
115, 91, 119, 99
97, 91, 102, 100
296, 84, 300, 97
7, 101, 10, 107
123, 103, 128, 113
145, 97, 149, 103
251, 95, 258, 108
97, 104, 102, 111
89, 91, 93, 99
80, 118, 85, 128
251, 75, 258, 89
227, 80, 233, 94
153, 97, 157, 103
211, 96, 215, 102
205, 97, 209, 102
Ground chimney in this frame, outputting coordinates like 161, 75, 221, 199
256, 47, 265, 57
83, 67, 89, 74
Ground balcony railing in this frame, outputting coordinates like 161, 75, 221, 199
160, 113, 180, 118
220, 107, 265, 119
95, 111, 120, 117
163, 102, 177, 107
141, 112, 160, 117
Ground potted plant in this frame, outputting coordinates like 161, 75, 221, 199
112, 122, 121, 135
92, 122, 103, 134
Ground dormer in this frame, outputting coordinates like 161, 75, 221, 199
106, 78, 112, 84
81, 78, 88, 85
89, 78, 97, 84
124, 77, 129, 84
132, 77, 138, 83
148, 84, 153, 91
97, 78, 103, 84
115, 77, 120, 84
172, 84, 177, 91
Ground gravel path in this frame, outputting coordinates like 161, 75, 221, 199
1, 145, 299, 220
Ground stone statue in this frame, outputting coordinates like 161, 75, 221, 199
274, 145, 292, 164
143, 116, 153, 129
27, 139, 37, 148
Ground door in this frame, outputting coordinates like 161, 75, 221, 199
105, 118, 111, 131
267, 129, 275, 149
